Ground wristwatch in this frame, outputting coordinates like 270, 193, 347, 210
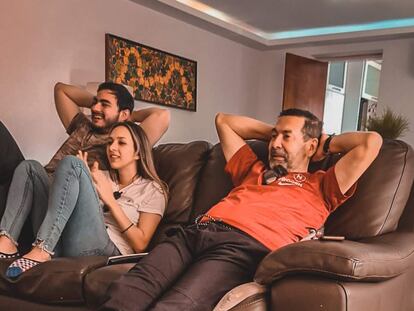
323, 134, 335, 155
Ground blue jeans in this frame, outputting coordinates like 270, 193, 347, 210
0, 156, 120, 257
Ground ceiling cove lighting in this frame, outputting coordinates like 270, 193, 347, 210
169, 0, 266, 37
168, 1, 414, 40
268, 18, 414, 40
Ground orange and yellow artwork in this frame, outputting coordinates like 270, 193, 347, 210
105, 34, 197, 111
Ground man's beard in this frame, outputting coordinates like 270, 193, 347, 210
269, 148, 289, 171
90, 112, 119, 133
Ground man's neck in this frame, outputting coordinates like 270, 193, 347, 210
91, 125, 111, 135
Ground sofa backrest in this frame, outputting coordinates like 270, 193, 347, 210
153, 141, 211, 224
153, 139, 414, 244
324, 139, 414, 239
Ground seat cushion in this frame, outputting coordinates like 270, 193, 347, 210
83, 263, 134, 308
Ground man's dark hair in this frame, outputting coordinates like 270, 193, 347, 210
97, 82, 134, 113
279, 108, 323, 140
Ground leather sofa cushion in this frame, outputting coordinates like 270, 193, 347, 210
84, 263, 134, 308
325, 139, 414, 239
0, 256, 107, 304
270, 268, 414, 311
254, 232, 414, 285
154, 141, 211, 224
190, 143, 233, 221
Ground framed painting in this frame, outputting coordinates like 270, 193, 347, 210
105, 34, 197, 111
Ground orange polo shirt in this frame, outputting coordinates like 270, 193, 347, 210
208, 144, 356, 251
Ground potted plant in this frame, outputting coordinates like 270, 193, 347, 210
366, 107, 409, 139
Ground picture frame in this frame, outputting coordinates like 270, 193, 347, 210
105, 34, 197, 111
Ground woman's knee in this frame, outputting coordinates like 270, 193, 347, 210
15, 160, 44, 175
57, 155, 86, 171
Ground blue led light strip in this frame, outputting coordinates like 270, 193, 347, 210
268, 18, 414, 40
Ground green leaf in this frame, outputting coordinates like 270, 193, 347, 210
366, 107, 409, 139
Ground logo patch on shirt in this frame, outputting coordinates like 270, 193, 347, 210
293, 173, 306, 183
277, 176, 305, 187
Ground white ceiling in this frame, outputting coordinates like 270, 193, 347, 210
131, 0, 414, 49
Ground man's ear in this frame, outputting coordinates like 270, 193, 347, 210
307, 138, 319, 158
118, 109, 130, 122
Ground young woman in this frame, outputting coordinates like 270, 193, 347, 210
0, 121, 168, 278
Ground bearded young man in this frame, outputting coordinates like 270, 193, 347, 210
45, 82, 170, 175
100, 108, 382, 311
0, 82, 170, 230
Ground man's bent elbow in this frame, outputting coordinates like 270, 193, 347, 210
54, 82, 64, 95
366, 131, 383, 156
159, 109, 171, 131
215, 112, 227, 127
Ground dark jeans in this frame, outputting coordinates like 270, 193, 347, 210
100, 222, 269, 311
0, 121, 24, 218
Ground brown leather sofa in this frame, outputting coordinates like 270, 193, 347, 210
0, 138, 413, 311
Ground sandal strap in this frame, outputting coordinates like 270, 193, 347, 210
0, 251, 20, 259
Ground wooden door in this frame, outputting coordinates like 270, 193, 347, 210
283, 53, 328, 120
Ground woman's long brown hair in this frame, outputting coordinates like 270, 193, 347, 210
109, 121, 169, 203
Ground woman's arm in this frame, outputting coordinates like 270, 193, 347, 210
105, 198, 162, 253
77, 152, 164, 252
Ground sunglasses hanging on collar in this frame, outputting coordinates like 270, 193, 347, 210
263, 165, 288, 185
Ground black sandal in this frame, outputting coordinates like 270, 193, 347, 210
0, 251, 20, 259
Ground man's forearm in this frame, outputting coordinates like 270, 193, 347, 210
326, 131, 382, 194
325, 132, 382, 155
55, 83, 94, 108
216, 113, 273, 141
130, 108, 170, 146
54, 82, 95, 129
130, 108, 168, 123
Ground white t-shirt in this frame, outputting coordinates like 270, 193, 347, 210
102, 173, 166, 255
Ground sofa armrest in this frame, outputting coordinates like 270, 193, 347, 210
254, 232, 414, 285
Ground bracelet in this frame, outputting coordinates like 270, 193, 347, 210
121, 223, 134, 234
323, 134, 335, 155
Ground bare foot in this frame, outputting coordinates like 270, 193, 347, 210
23, 246, 51, 263
0, 236, 18, 254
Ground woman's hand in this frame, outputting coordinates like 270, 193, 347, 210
77, 150, 90, 170
90, 161, 116, 206
77, 151, 115, 206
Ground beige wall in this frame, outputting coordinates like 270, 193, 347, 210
0, 0, 263, 163
1, 0, 414, 164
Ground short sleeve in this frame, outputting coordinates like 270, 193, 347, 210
66, 112, 89, 135
224, 144, 259, 187
138, 185, 166, 217
322, 166, 357, 212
